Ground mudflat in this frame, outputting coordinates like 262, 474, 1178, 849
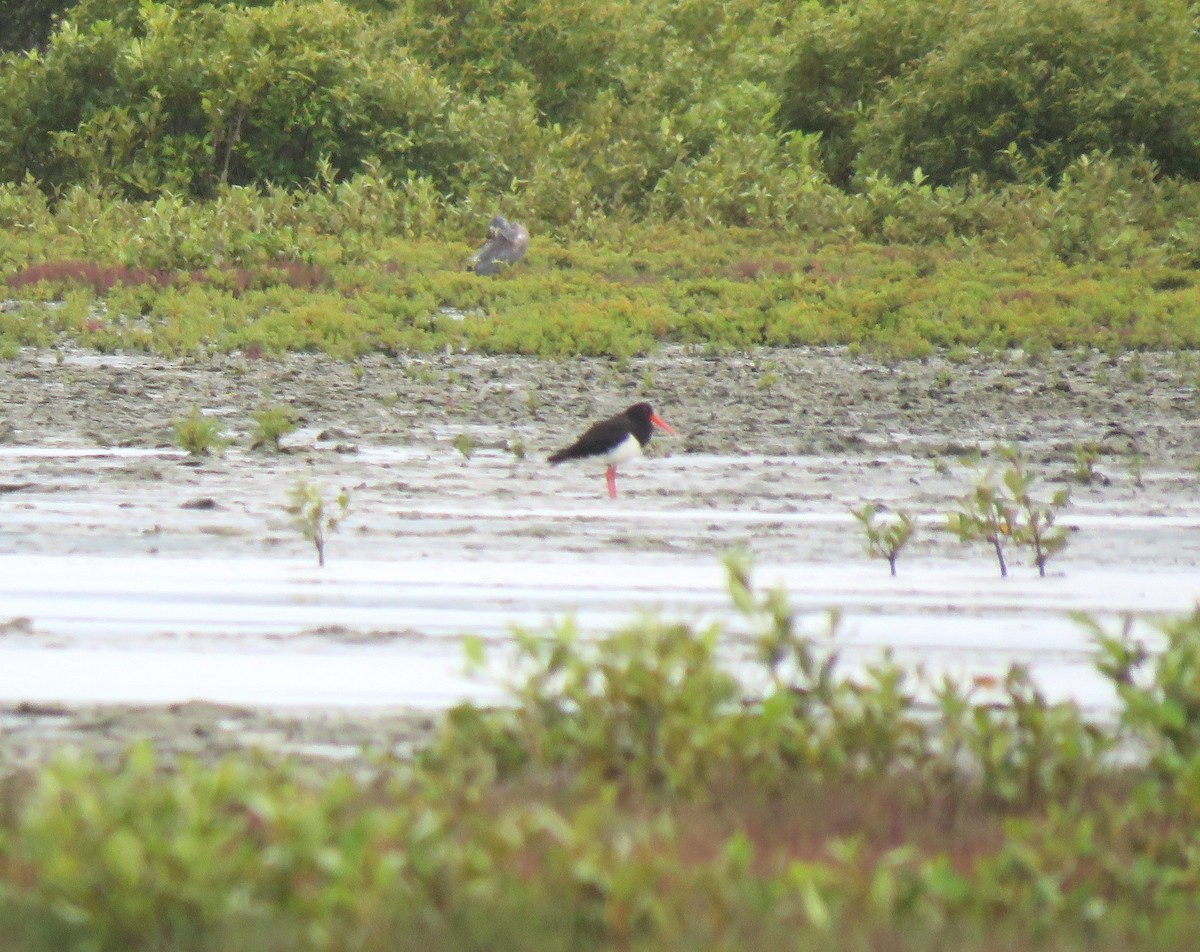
1, 345, 1198, 768
4, 346, 1197, 462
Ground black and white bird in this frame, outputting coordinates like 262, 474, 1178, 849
547, 402, 677, 499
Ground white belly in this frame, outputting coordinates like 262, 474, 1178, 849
604, 433, 643, 465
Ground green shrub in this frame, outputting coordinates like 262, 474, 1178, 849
454, 612, 743, 794
402, 0, 629, 124
778, 0, 961, 185
0, 16, 128, 187
0, 0, 77, 54
853, 0, 1200, 186
8, 744, 278, 948
172, 406, 227, 456
1, 0, 1199, 233
0, 1, 475, 198
1093, 609, 1200, 789
250, 404, 297, 451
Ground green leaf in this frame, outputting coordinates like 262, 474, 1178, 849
103, 828, 145, 886
799, 881, 831, 929
463, 634, 487, 670
722, 830, 755, 873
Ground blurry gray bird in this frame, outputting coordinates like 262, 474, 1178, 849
469, 215, 529, 276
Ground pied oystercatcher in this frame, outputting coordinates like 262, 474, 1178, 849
547, 402, 677, 499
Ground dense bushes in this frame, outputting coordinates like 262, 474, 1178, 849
780, 0, 1200, 188
0, 1, 491, 197
851, 0, 1200, 186
3, 0, 1196, 209
0, 0, 800, 211
399, 0, 631, 124
0, 0, 77, 53
778, 0, 960, 187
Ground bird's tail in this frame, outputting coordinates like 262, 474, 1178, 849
549, 440, 591, 463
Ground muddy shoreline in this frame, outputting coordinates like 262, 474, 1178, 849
2, 345, 1198, 769
0, 701, 439, 772
4, 345, 1198, 463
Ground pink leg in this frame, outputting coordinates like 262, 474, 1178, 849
606, 465, 617, 499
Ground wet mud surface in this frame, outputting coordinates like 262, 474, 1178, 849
4, 346, 1199, 463
1, 345, 1199, 767
0, 701, 439, 773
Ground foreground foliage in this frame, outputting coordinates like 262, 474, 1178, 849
3, 559, 1200, 950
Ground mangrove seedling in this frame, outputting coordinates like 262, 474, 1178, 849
453, 432, 477, 461
288, 480, 350, 568
250, 404, 297, 451
948, 446, 1071, 578
851, 504, 917, 577
947, 462, 1018, 578
173, 407, 228, 457
1128, 452, 1145, 490
1001, 446, 1071, 577
1072, 442, 1102, 485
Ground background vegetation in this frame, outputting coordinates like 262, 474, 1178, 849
0, 0, 1196, 359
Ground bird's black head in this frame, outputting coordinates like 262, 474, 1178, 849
624, 402, 676, 446
625, 402, 655, 424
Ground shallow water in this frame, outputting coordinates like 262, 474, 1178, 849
5, 345, 1200, 768
1, 441, 1197, 712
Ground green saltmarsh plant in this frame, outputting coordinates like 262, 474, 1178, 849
249, 404, 298, 451
172, 406, 227, 457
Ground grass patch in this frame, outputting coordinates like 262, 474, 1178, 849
249, 404, 298, 451
171, 407, 227, 457
2, 189, 1198, 360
